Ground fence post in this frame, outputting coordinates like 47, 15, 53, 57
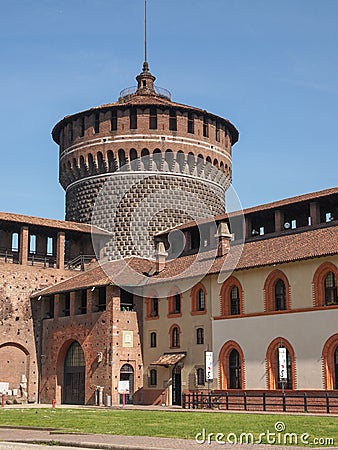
182, 393, 185, 409
243, 392, 247, 411
282, 393, 286, 412
263, 392, 266, 412
225, 392, 229, 410
303, 392, 307, 413
326, 393, 330, 414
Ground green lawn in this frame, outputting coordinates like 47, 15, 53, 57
0, 408, 337, 447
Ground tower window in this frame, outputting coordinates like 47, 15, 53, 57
111, 109, 117, 131
230, 286, 240, 315
130, 107, 137, 129
94, 113, 100, 134
169, 108, 177, 131
216, 122, 220, 142
188, 112, 194, 134
80, 116, 85, 137
203, 116, 209, 137
151, 298, 159, 317
171, 326, 180, 348
149, 106, 157, 130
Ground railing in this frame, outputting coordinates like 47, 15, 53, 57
0, 247, 19, 264
119, 85, 171, 101
65, 254, 96, 271
28, 252, 56, 268
182, 391, 338, 414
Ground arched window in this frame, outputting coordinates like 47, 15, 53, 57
313, 263, 338, 307
196, 327, 204, 345
220, 277, 243, 316
266, 338, 295, 390
149, 368, 157, 386
64, 341, 85, 404
129, 107, 137, 129
118, 149, 126, 169
275, 279, 286, 311
264, 270, 290, 312
145, 292, 159, 320
325, 272, 338, 305
149, 106, 157, 129
218, 341, 245, 390
322, 334, 338, 389
229, 349, 242, 389
170, 325, 180, 348
151, 298, 158, 317
191, 283, 207, 315
150, 332, 157, 348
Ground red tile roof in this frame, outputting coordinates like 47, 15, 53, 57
32, 224, 338, 296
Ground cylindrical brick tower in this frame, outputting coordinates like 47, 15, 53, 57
52, 63, 239, 258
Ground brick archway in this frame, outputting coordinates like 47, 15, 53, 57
313, 262, 338, 307
264, 270, 290, 312
220, 276, 243, 316
218, 340, 245, 390
322, 334, 338, 390
266, 337, 296, 390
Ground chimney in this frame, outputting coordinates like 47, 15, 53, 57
155, 241, 168, 273
215, 222, 232, 257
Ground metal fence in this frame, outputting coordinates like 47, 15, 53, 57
182, 391, 338, 414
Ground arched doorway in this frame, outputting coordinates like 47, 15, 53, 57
172, 365, 182, 405
63, 341, 85, 404
120, 364, 134, 404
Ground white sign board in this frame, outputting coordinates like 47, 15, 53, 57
118, 380, 130, 394
205, 351, 213, 382
278, 347, 287, 382
0, 382, 9, 394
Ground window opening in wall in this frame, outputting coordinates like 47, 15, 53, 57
120, 288, 134, 311
259, 227, 265, 236
150, 332, 157, 348
61, 292, 70, 317
111, 109, 118, 131
29, 235, 36, 254
325, 272, 338, 305
94, 113, 100, 134
326, 212, 333, 222
197, 367, 205, 385
98, 286, 106, 311
12, 233, 18, 252
149, 368, 157, 386
197, 289, 205, 311
188, 112, 194, 134
229, 349, 241, 389
81, 290, 87, 314
291, 220, 297, 229
151, 298, 159, 317
173, 293, 181, 314
69, 122, 73, 142
196, 327, 204, 345
334, 346, 338, 389
47, 237, 53, 256
275, 279, 286, 311
149, 106, 157, 129
203, 116, 209, 137
230, 286, 240, 315
216, 122, 220, 142
130, 107, 137, 129
169, 108, 177, 131
171, 326, 180, 348
80, 116, 85, 137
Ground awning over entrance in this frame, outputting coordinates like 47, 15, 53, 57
151, 352, 186, 366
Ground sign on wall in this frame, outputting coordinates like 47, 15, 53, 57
205, 351, 213, 382
122, 331, 133, 348
278, 347, 287, 382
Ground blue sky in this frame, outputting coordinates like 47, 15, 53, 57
0, 0, 337, 219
